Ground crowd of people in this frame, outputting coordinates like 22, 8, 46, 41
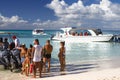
0, 35, 66, 78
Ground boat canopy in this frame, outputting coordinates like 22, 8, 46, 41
60, 27, 103, 36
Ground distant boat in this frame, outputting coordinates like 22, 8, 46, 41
51, 27, 113, 42
32, 29, 47, 35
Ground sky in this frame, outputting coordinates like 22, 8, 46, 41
0, 0, 120, 30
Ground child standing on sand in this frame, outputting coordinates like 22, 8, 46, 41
21, 54, 30, 76
58, 41, 66, 71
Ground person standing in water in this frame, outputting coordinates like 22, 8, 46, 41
32, 39, 42, 78
58, 41, 66, 71
43, 40, 53, 72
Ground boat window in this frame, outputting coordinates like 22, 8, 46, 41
35, 30, 43, 33
69, 29, 91, 36
82, 30, 91, 36
69, 30, 76, 36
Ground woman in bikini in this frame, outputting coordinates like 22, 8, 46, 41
58, 41, 66, 71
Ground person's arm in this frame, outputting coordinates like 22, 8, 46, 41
41, 47, 44, 58
17, 47, 21, 50
49, 45, 53, 53
51, 45, 53, 52
31, 47, 35, 59
14, 39, 17, 48
15, 39, 20, 48
63, 47, 66, 53
58, 48, 61, 57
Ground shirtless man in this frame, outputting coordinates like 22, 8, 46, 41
43, 40, 53, 72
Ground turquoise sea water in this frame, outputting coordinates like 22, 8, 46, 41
0, 30, 120, 70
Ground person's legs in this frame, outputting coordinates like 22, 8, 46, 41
62, 58, 65, 71
43, 57, 46, 72
33, 62, 36, 78
38, 62, 42, 78
61, 59, 64, 71
25, 67, 29, 76
33, 62, 42, 78
47, 58, 51, 72
46, 54, 51, 72
21, 62, 25, 74
59, 57, 62, 71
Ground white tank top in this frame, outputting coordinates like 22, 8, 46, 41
33, 45, 42, 62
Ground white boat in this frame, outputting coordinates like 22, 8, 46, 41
51, 27, 113, 42
32, 29, 47, 35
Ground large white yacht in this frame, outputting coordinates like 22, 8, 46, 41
51, 27, 113, 42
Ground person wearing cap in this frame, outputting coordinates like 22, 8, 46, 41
12, 35, 20, 48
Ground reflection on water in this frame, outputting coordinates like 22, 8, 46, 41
52, 42, 120, 64
50, 41, 120, 75
16, 36, 120, 66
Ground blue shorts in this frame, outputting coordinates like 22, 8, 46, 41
21, 57, 25, 63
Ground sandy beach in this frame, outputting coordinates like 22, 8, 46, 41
0, 63, 120, 80
39, 68, 120, 80
1, 58, 120, 80
0, 0, 120, 80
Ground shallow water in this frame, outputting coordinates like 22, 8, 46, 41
0, 30, 120, 67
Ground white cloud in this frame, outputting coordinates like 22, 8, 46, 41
0, 14, 28, 23
45, 0, 120, 29
0, 14, 30, 29
1, 0, 120, 30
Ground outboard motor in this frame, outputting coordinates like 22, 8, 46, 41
10, 48, 21, 72
118, 37, 120, 42
0, 50, 10, 69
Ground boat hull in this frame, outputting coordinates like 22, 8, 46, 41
52, 35, 113, 42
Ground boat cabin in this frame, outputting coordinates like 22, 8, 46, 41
61, 27, 103, 36
33, 29, 44, 33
